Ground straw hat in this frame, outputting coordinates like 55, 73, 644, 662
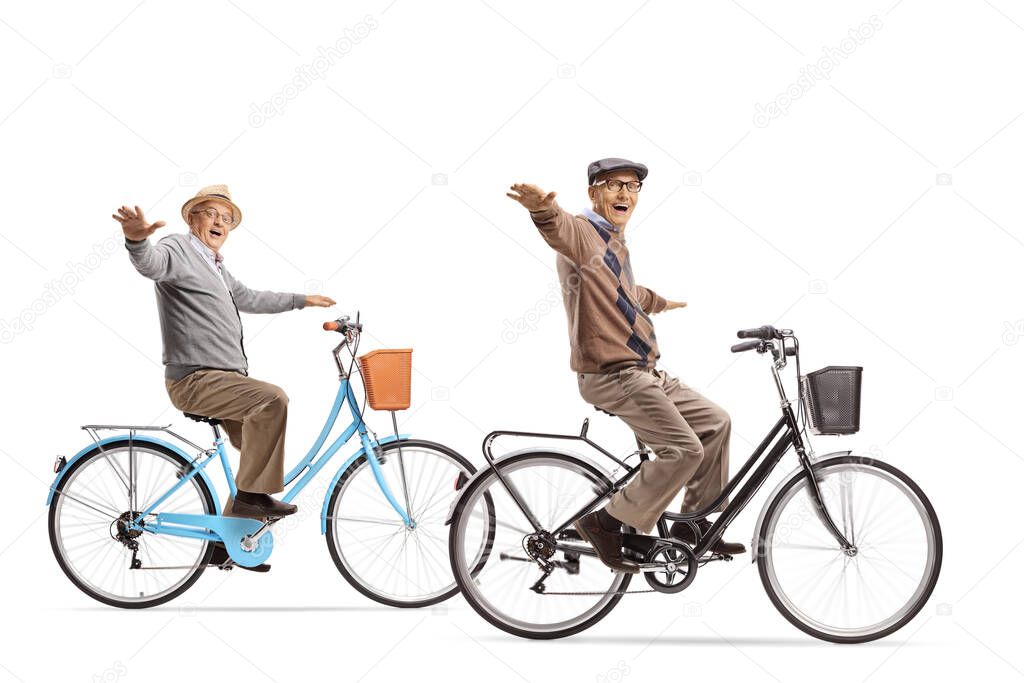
181, 184, 243, 227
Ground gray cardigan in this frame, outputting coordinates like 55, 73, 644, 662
125, 232, 306, 381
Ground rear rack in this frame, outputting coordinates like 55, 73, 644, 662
481, 417, 643, 470
80, 423, 210, 455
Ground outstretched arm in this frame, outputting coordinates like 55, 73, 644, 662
507, 183, 587, 262
636, 285, 686, 314
114, 204, 178, 281
226, 271, 335, 314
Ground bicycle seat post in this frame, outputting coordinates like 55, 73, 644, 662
636, 437, 650, 461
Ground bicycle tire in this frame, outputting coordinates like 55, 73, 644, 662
449, 450, 633, 639
325, 439, 487, 608
756, 455, 942, 643
48, 440, 217, 609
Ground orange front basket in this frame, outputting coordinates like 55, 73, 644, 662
358, 349, 413, 411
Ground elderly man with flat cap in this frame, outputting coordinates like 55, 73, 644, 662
113, 185, 335, 520
508, 159, 745, 573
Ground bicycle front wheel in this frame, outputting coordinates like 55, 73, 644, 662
325, 439, 485, 608
449, 451, 632, 640
757, 455, 942, 643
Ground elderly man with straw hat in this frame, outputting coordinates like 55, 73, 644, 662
113, 185, 336, 519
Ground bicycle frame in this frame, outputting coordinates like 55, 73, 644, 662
476, 337, 855, 561
47, 370, 414, 567
132, 376, 411, 530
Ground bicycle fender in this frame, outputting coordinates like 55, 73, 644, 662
749, 450, 851, 563
45, 435, 223, 515
444, 447, 610, 526
320, 434, 409, 534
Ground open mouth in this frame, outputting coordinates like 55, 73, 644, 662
612, 203, 630, 214
210, 229, 223, 238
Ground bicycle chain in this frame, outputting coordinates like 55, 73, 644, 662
537, 587, 656, 596
534, 555, 727, 596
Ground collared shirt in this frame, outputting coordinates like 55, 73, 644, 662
189, 233, 230, 292
582, 208, 620, 234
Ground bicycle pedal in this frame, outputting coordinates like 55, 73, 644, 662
702, 552, 733, 563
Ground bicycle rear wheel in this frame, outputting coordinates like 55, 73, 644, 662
48, 441, 216, 608
757, 455, 942, 643
449, 452, 632, 639
325, 439, 486, 607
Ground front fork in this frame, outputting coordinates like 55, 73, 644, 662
359, 429, 415, 529
786, 405, 856, 552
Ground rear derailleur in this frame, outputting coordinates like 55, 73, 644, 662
111, 511, 144, 569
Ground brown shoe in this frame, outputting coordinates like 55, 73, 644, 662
670, 518, 746, 555
573, 511, 639, 574
231, 490, 297, 518
223, 496, 252, 519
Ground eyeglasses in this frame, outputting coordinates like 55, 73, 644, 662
190, 208, 237, 226
592, 179, 642, 193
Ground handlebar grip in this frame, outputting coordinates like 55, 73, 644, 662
737, 325, 778, 340
323, 321, 340, 331
785, 345, 797, 357
731, 340, 761, 353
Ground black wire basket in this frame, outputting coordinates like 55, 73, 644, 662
800, 366, 863, 435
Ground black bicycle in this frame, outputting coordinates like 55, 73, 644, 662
447, 325, 942, 642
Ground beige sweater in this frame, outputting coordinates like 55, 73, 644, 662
531, 203, 666, 374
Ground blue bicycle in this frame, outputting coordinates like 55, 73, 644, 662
47, 315, 493, 609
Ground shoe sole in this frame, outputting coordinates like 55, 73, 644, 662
573, 521, 640, 574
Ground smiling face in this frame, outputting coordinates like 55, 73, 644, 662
187, 199, 237, 252
588, 170, 640, 230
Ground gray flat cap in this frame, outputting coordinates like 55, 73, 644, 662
587, 157, 648, 185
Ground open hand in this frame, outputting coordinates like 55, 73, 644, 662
305, 294, 336, 308
506, 183, 557, 212
663, 300, 687, 312
112, 205, 165, 241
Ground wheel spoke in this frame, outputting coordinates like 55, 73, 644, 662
450, 453, 631, 638
760, 460, 939, 640
51, 445, 211, 606
327, 445, 473, 605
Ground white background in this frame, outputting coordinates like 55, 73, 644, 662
2, 1, 1021, 681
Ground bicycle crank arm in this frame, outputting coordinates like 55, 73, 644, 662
241, 517, 281, 551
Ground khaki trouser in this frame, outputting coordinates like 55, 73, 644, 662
577, 366, 731, 533
165, 369, 289, 494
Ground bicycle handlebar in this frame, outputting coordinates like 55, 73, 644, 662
731, 340, 762, 353
732, 327, 799, 357
737, 325, 781, 340
323, 317, 362, 334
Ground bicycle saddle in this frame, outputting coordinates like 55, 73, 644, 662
593, 407, 649, 452
183, 412, 222, 426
